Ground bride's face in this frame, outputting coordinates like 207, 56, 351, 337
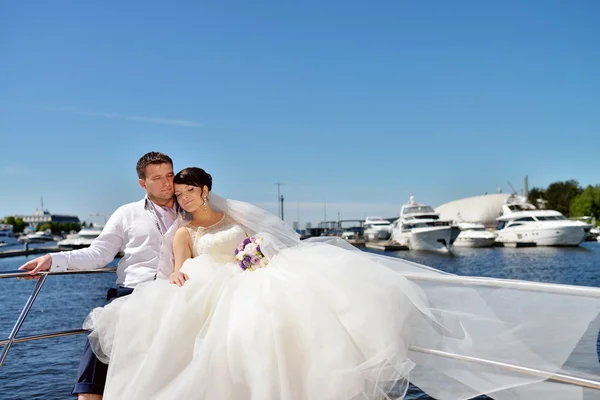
174, 184, 202, 212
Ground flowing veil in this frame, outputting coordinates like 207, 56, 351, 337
209, 193, 600, 400
208, 193, 301, 257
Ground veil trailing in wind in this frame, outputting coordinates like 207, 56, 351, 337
208, 192, 600, 400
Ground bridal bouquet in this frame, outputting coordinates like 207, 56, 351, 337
235, 236, 269, 271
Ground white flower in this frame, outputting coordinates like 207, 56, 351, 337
245, 243, 258, 255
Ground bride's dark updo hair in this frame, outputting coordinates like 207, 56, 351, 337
174, 167, 213, 191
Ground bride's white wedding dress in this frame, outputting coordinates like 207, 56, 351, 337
84, 197, 600, 400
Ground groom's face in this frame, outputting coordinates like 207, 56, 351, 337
139, 163, 175, 202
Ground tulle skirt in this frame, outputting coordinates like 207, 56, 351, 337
84, 239, 600, 400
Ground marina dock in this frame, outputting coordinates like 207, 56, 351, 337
364, 241, 409, 251
346, 239, 365, 247
311, 238, 408, 251
494, 242, 537, 248
0, 246, 62, 259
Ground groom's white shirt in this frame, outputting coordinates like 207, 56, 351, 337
50, 197, 179, 288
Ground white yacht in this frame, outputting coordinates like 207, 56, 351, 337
0, 224, 19, 247
18, 229, 56, 243
454, 221, 496, 248
495, 196, 592, 247
590, 225, 600, 242
57, 226, 103, 249
390, 194, 454, 252
362, 217, 391, 241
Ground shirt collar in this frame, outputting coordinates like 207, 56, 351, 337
144, 196, 179, 214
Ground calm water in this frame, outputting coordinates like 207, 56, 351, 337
1, 242, 599, 399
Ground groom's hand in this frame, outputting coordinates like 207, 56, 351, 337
18, 254, 52, 280
169, 271, 189, 287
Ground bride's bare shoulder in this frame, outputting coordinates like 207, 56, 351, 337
174, 226, 192, 243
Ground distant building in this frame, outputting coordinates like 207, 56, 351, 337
15, 209, 80, 225
292, 221, 299, 231
305, 222, 312, 229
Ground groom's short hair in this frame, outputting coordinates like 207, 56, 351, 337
136, 152, 173, 179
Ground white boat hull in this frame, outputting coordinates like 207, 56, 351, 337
453, 237, 496, 248
453, 231, 496, 248
57, 238, 95, 249
364, 229, 391, 241
495, 225, 588, 247
392, 226, 452, 252
18, 237, 55, 243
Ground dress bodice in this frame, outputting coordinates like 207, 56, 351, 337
185, 214, 247, 263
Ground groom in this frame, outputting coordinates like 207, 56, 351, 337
19, 151, 187, 400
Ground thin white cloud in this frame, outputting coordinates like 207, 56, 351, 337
126, 115, 202, 128
1, 165, 33, 176
45, 106, 202, 128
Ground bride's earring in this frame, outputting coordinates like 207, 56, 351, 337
202, 196, 208, 213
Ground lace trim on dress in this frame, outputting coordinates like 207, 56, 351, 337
185, 213, 229, 248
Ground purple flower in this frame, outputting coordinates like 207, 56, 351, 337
236, 237, 268, 271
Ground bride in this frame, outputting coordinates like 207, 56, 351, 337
85, 167, 600, 400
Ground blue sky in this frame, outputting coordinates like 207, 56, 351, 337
1, 1, 599, 225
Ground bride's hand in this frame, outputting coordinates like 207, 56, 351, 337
169, 271, 189, 287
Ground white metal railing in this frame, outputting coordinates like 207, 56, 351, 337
0, 268, 117, 367
1, 268, 599, 391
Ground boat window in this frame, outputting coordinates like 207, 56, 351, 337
507, 222, 524, 227
414, 215, 439, 220
545, 215, 565, 221
514, 217, 535, 222
496, 221, 506, 230
427, 221, 449, 226
403, 206, 435, 214
509, 204, 535, 211
535, 216, 558, 221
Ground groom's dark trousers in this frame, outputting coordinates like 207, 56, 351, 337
72, 286, 134, 396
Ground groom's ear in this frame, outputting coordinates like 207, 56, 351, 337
139, 179, 147, 190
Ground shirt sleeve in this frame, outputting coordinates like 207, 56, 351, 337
50, 208, 125, 272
